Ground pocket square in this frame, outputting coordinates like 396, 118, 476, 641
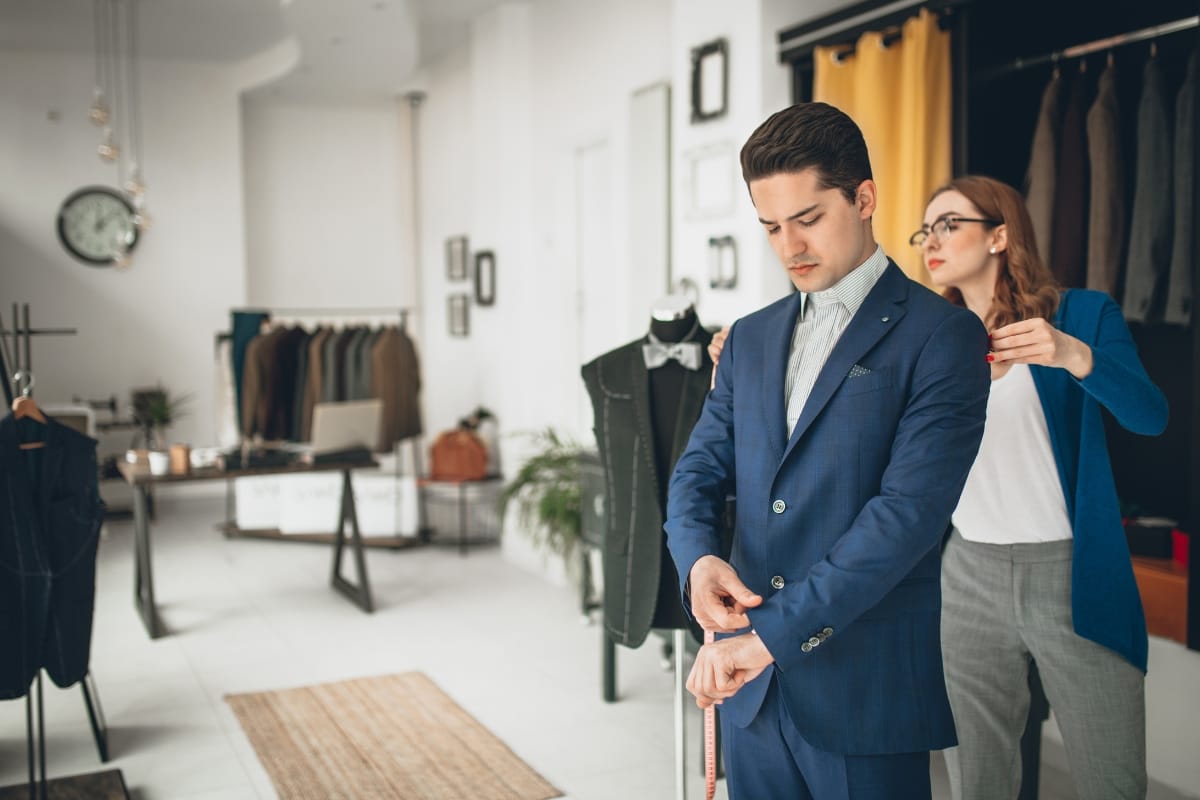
847, 364, 872, 379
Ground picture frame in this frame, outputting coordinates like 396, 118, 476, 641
707, 235, 738, 290
446, 235, 469, 282
690, 37, 729, 124
474, 250, 496, 307
683, 142, 736, 219
448, 293, 470, 337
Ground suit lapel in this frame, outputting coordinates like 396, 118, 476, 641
781, 263, 910, 465
764, 292, 803, 468
628, 341, 660, 502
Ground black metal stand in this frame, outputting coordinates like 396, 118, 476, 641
331, 469, 374, 612
132, 484, 165, 639
14, 671, 113, 800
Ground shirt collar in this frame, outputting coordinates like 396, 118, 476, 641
801, 245, 889, 318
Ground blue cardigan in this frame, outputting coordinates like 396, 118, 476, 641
1029, 289, 1168, 672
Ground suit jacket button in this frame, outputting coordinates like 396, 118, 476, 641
822, 626, 834, 637
771, 575, 785, 590
801, 642, 813, 653
771, 499, 786, 514
809, 636, 821, 647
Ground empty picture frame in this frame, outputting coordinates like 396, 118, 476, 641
448, 293, 470, 337
690, 37, 729, 124
474, 250, 496, 306
707, 235, 738, 290
446, 235, 469, 281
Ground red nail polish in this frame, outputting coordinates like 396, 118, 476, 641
986, 354, 995, 362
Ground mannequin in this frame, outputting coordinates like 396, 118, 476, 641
580, 297, 715, 648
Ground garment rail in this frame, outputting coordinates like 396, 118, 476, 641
977, 15, 1199, 83
216, 305, 428, 543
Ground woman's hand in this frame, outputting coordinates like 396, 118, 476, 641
708, 327, 730, 390
989, 318, 1093, 379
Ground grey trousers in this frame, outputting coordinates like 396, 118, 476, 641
940, 530, 1146, 800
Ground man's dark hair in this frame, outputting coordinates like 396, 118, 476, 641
740, 102, 872, 203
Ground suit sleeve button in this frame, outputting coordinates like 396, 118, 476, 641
771, 499, 786, 514
808, 636, 821, 647
822, 627, 834, 637
771, 575, 785, 590
801, 642, 813, 653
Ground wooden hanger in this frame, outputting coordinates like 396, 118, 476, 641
11, 371, 46, 450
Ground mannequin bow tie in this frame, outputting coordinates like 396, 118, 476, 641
642, 340, 703, 371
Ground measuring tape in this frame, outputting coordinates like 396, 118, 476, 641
704, 629, 716, 800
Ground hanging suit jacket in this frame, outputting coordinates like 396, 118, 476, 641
0, 413, 105, 699
667, 263, 989, 756
1164, 49, 1196, 326
1086, 63, 1126, 297
1025, 73, 1064, 264
370, 326, 423, 450
581, 325, 714, 649
1123, 58, 1174, 323
1050, 71, 1090, 289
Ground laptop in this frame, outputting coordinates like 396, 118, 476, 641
308, 399, 382, 456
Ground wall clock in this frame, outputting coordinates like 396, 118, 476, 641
56, 185, 139, 266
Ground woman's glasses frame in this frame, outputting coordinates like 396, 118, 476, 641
909, 216, 1002, 248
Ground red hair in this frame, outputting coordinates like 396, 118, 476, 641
929, 175, 1060, 329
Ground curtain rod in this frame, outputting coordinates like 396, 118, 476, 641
979, 15, 1198, 82
778, 0, 966, 64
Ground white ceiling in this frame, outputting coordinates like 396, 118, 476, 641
0, 0, 508, 100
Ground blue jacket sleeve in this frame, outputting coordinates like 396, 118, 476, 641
1074, 295, 1168, 436
664, 322, 738, 606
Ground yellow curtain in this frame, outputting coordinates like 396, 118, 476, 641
813, 9, 951, 287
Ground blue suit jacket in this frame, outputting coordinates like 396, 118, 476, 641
1031, 289, 1167, 672
666, 262, 989, 756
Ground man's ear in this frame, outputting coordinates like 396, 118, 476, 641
855, 180, 877, 219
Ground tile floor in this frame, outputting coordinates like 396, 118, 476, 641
0, 495, 1191, 799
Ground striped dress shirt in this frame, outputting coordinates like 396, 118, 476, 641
785, 246, 890, 434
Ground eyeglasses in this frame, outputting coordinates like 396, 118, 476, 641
908, 217, 1002, 248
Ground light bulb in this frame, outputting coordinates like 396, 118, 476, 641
134, 210, 153, 232
113, 250, 133, 270
97, 128, 119, 162
88, 89, 109, 126
125, 165, 146, 198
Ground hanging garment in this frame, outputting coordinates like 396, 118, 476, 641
1025, 73, 1065, 265
1050, 70, 1090, 288
0, 414, 105, 700
370, 326, 423, 449
300, 327, 332, 441
1164, 50, 1197, 326
1086, 63, 1127, 297
230, 311, 268, 430
1122, 58, 1175, 322
581, 322, 714, 648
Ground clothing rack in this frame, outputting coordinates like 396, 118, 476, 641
0, 303, 120, 800
977, 15, 1199, 82
217, 305, 429, 542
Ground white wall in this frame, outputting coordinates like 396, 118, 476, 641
0, 50, 247, 447
241, 100, 414, 308
413, 0, 675, 449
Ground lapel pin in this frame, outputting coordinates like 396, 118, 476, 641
881, 316, 890, 323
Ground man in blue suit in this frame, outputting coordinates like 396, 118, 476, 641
665, 102, 990, 798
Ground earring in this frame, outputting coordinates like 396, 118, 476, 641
989, 247, 997, 254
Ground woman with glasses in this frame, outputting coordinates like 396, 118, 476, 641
914, 175, 1166, 799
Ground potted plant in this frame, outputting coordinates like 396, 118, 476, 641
130, 384, 188, 452
500, 428, 584, 557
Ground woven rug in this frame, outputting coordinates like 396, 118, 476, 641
226, 672, 562, 800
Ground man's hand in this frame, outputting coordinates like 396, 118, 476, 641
708, 326, 730, 389
689, 555, 762, 632
687, 633, 774, 709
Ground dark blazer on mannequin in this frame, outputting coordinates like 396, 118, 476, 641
0, 414, 105, 699
582, 324, 714, 649
667, 263, 989, 756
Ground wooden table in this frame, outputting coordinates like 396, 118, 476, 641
118, 459, 378, 639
